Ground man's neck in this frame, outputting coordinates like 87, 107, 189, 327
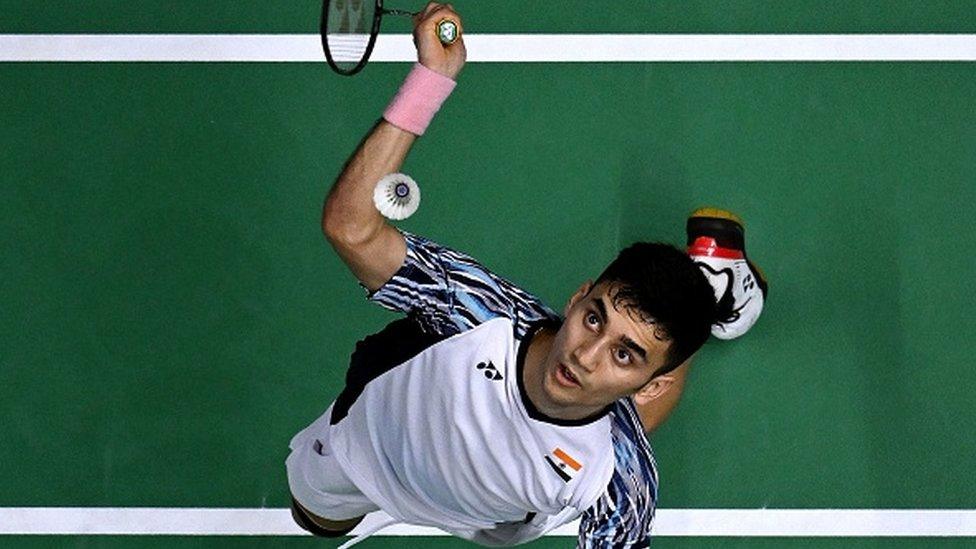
520, 325, 612, 424
523, 326, 598, 422
521, 326, 556, 416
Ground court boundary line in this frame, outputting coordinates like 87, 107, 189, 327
1, 34, 976, 62
2, 508, 976, 536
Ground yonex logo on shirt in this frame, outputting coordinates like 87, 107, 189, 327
476, 360, 503, 381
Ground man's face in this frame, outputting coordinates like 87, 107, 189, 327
540, 281, 674, 419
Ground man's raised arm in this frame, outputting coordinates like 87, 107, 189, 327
321, 2, 466, 292
322, 122, 415, 292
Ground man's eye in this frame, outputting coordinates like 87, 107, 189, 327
614, 348, 631, 364
585, 312, 600, 327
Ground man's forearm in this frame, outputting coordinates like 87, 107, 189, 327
322, 120, 417, 246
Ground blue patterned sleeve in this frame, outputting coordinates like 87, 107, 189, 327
368, 231, 559, 337
577, 398, 659, 549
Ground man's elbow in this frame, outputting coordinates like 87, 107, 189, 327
321, 202, 344, 242
321, 198, 351, 241
321, 205, 380, 249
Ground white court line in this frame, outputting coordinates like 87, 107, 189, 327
1, 34, 976, 62
2, 508, 976, 536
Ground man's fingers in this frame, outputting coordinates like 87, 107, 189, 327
414, 2, 442, 23
414, 3, 460, 27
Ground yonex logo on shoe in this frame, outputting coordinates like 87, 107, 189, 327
743, 273, 756, 291
476, 361, 503, 381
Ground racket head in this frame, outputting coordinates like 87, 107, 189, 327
321, 0, 383, 76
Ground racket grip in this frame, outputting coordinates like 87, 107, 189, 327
383, 63, 457, 136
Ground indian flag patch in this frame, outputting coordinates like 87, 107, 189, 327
544, 447, 582, 483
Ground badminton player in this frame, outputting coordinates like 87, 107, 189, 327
287, 3, 765, 546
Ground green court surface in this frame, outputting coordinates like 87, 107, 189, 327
2, 2, 976, 548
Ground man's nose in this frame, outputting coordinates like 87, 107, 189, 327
572, 339, 601, 372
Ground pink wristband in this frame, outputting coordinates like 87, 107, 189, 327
383, 63, 457, 136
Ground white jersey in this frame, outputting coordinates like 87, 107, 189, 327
291, 231, 660, 547
325, 316, 615, 536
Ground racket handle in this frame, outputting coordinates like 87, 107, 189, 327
436, 19, 459, 45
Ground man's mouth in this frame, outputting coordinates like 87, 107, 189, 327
555, 362, 581, 388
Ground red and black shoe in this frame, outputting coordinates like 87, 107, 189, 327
687, 208, 768, 340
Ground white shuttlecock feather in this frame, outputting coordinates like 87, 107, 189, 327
373, 173, 421, 220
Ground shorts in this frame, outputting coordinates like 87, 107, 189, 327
285, 404, 381, 521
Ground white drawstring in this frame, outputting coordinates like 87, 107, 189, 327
337, 514, 400, 549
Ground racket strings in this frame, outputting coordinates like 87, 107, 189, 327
326, 0, 372, 69
326, 35, 371, 63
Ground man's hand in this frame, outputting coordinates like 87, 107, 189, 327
413, 2, 466, 79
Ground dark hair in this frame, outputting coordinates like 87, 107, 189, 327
595, 242, 716, 377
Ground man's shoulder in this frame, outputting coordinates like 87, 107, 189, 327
574, 399, 658, 547
393, 231, 562, 337
609, 398, 657, 470
608, 397, 659, 509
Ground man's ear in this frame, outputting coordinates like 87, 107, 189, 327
633, 373, 676, 407
564, 280, 594, 316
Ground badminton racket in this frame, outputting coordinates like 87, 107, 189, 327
321, 0, 460, 76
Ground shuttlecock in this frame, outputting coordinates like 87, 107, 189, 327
373, 173, 421, 220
